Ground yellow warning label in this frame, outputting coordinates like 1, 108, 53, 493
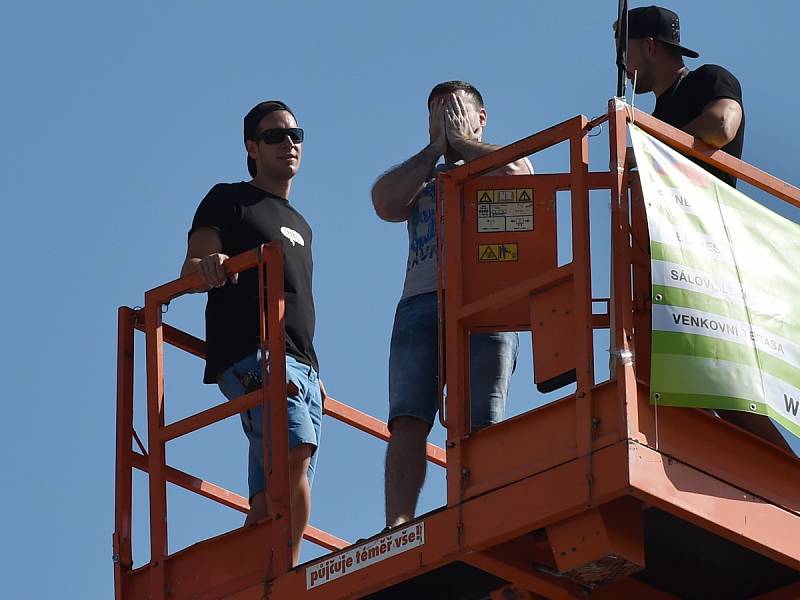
478, 188, 533, 203
479, 243, 518, 262
515, 189, 533, 202
479, 245, 498, 261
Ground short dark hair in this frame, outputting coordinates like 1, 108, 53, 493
244, 101, 295, 140
427, 80, 484, 108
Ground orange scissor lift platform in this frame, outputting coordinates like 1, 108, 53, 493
114, 100, 800, 600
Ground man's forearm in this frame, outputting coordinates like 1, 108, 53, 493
372, 144, 441, 222
449, 138, 531, 175
683, 114, 729, 148
181, 257, 200, 278
180, 257, 211, 293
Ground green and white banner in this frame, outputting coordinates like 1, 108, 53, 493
629, 124, 800, 437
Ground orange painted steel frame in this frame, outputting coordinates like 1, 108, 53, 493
115, 101, 800, 599
114, 243, 446, 599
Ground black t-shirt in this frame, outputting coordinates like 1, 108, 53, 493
189, 182, 318, 383
653, 64, 745, 187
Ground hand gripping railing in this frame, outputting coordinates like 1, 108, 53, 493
113, 243, 446, 600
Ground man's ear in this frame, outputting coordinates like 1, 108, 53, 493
245, 138, 259, 160
477, 107, 487, 130
645, 36, 657, 57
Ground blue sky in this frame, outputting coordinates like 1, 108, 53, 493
3, 1, 799, 597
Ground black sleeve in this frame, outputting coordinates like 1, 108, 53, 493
692, 64, 743, 108
188, 184, 237, 242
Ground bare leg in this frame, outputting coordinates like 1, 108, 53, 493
288, 443, 313, 566
385, 416, 429, 528
243, 443, 313, 566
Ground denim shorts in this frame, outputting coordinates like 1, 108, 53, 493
217, 351, 322, 499
389, 291, 519, 430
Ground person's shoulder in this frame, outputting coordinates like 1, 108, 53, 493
209, 181, 251, 195
202, 181, 251, 202
694, 64, 740, 82
191, 182, 246, 234
691, 64, 742, 100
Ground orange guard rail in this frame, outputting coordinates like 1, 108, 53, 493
114, 99, 800, 600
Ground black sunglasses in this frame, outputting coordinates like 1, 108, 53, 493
258, 127, 304, 144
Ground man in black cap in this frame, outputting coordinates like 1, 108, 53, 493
181, 101, 323, 565
616, 9, 793, 451
616, 5, 745, 187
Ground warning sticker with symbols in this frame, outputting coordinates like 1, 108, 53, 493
507, 216, 533, 231
476, 189, 534, 233
479, 243, 519, 262
494, 190, 515, 203
478, 190, 494, 203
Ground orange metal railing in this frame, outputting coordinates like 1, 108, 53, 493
433, 99, 800, 514
113, 243, 446, 600
114, 101, 800, 600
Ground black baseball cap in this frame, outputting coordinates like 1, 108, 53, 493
243, 100, 295, 177
627, 5, 699, 58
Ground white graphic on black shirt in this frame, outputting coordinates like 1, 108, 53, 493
281, 226, 305, 247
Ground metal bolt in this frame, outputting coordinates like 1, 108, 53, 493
654, 294, 663, 302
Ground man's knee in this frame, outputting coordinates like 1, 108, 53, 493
245, 492, 268, 526
388, 416, 430, 440
289, 442, 314, 467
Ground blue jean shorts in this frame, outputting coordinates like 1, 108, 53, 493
217, 351, 322, 499
389, 291, 519, 430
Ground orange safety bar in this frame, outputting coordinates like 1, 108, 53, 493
113, 243, 446, 599
115, 100, 800, 599
434, 97, 800, 496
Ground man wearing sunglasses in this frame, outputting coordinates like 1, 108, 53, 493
181, 101, 322, 565
372, 81, 532, 528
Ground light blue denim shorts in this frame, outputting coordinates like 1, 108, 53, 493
217, 351, 322, 499
388, 291, 518, 430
